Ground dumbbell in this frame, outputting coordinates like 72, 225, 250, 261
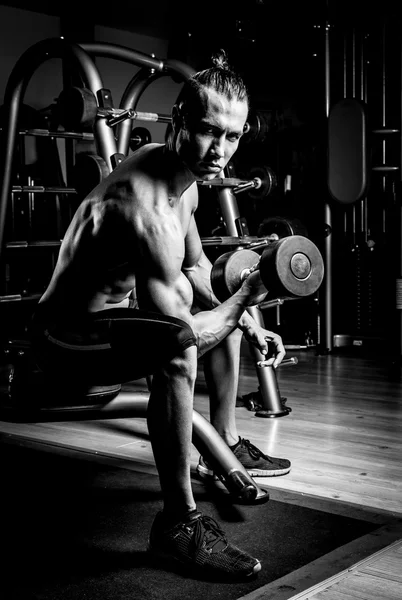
211, 235, 324, 302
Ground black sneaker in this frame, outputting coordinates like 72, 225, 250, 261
197, 437, 291, 478
148, 510, 261, 578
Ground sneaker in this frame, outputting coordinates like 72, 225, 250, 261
197, 437, 291, 478
148, 510, 261, 578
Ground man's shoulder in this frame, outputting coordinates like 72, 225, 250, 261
182, 181, 199, 211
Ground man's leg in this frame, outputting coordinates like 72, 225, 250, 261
200, 329, 292, 477
146, 343, 262, 577
203, 328, 243, 447
147, 345, 198, 518
29, 308, 261, 577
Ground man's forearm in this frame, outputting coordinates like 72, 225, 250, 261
183, 253, 259, 341
191, 284, 253, 356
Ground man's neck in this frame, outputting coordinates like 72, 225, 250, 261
162, 144, 196, 201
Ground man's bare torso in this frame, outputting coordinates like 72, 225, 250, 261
39, 144, 199, 317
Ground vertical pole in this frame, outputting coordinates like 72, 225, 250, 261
397, 25, 402, 362
323, 19, 333, 353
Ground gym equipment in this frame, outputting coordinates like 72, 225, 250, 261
240, 109, 272, 145
210, 235, 324, 302
247, 165, 277, 200
197, 169, 276, 199
73, 152, 109, 198
56, 86, 98, 130
249, 357, 298, 418
211, 248, 260, 301
211, 169, 319, 417
4, 339, 269, 505
328, 98, 369, 205
56, 85, 172, 131
130, 126, 152, 151
201, 234, 273, 249
258, 215, 308, 240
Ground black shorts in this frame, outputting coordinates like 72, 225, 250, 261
29, 305, 197, 386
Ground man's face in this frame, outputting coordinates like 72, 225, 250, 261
175, 88, 248, 180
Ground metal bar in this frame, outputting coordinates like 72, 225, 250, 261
11, 186, 77, 194
323, 20, 333, 353
201, 235, 263, 246
257, 356, 298, 368
117, 68, 161, 156
6, 240, 62, 248
372, 128, 400, 134
372, 165, 400, 172
18, 128, 94, 140
0, 293, 42, 302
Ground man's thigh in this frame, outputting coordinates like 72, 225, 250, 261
31, 307, 196, 385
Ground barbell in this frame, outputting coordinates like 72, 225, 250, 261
56, 86, 171, 130
211, 235, 324, 302
196, 166, 276, 200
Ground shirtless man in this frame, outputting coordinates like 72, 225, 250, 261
29, 51, 288, 578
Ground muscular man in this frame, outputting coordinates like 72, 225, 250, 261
29, 50, 288, 578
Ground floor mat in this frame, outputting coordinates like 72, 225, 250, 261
0, 444, 387, 600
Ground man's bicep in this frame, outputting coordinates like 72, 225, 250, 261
145, 274, 194, 325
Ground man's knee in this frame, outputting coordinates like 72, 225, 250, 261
212, 328, 243, 352
174, 319, 197, 353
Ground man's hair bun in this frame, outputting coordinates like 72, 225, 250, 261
211, 49, 230, 70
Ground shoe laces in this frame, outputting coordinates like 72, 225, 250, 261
188, 514, 227, 555
240, 438, 271, 462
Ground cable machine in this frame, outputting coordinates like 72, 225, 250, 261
322, 11, 402, 363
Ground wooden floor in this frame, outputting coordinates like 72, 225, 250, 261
1, 343, 402, 599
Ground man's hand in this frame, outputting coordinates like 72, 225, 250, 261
241, 321, 286, 368
241, 268, 268, 306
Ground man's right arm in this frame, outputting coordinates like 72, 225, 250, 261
139, 214, 265, 357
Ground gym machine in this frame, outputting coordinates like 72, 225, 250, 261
322, 13, 402, 367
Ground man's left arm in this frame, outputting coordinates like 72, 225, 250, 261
182, 214, 285, 366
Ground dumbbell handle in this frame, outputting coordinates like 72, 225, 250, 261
240, 259, 261, 281
257, 357, 298, 368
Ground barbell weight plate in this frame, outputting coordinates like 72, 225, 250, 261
57, 86, 98, 130
247, 165, 277, 199
73, 153, 110, 198
258, 216, 308, 240
241, 110, 272, 145
130, 126, 152, 151
211, 249, 261, 302
259, 235, 324, 298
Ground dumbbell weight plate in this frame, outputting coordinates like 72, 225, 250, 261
259, 235, 324, 298
211, 249, 261, 302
